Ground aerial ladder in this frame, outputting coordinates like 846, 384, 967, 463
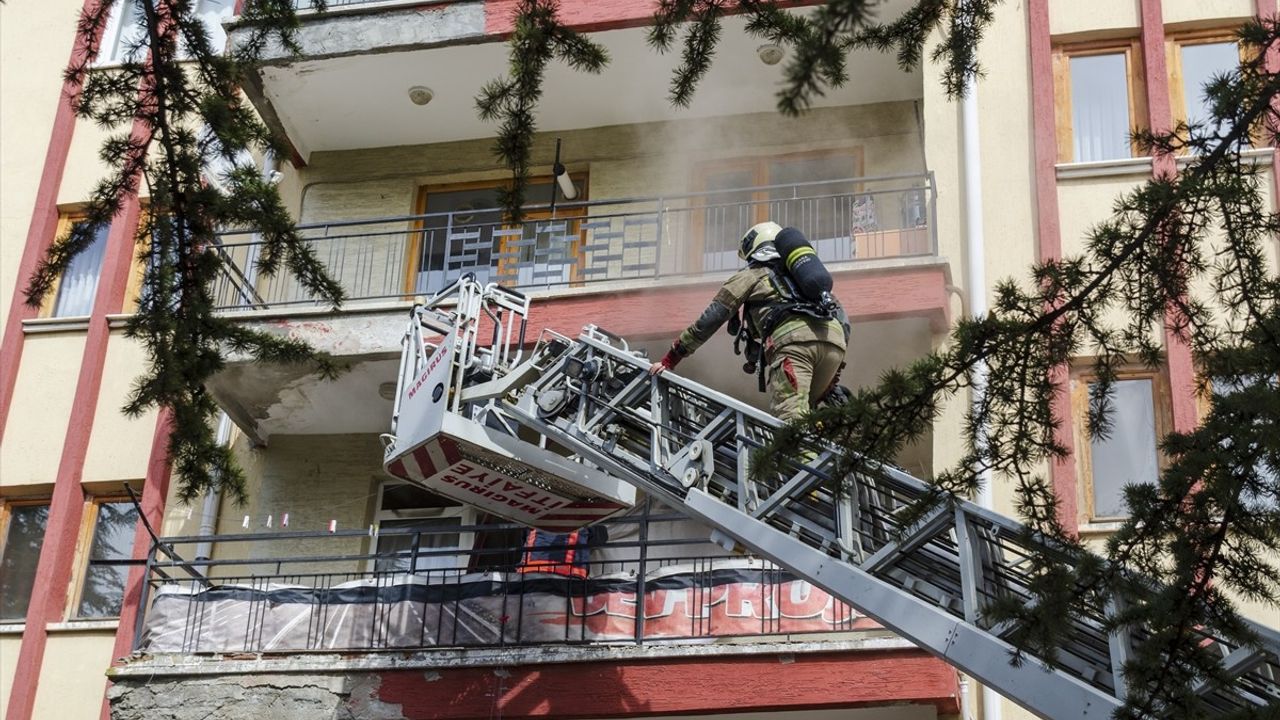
383, 276, 1280, 719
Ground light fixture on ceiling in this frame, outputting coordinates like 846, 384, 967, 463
549, 137, 578, 218
408, 86, 434, 106
757, 44, 784, 66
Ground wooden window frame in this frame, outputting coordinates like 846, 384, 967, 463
1052, 39, 1149, 164
407, 173, 590, 295
1070, 364, 1173, 523
39, 212, 107, 319
1165, 29, 1254, 142
689, 148, 865, 268
66, 494, 135, 621
0, 497, 52, 623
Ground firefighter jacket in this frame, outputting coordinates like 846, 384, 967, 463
675, 264, 848, 359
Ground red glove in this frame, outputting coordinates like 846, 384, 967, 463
649, 341, 686, 375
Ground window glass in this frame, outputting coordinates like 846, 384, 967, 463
0, 505, 49, 621
75, 501, 140, 619
767, 155, 859, 248
1089, 379, 1160, 518
416, 182, 557, 293
1180, 42, 1239, 131
103, 1, 147, 64
700, 168, 757, 271
374, 484, 469, 573
375, 517, 464, 573
193, 0, 234, 53
52, 222, 110, 317
1070, 53, 1132, 162
1214, 374, 1278, 508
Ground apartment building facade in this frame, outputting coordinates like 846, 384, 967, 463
0, 0, 1275, 719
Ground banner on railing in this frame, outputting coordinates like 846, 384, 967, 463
140, 562, 880, 653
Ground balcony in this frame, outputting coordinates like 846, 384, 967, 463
134, 510, 886, 655
114, 509, 960, 717
211, 173, 937, 311
204, 173, 949, 449
229, 1, 925, 160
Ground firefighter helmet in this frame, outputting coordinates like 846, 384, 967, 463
738, 221, 783, 262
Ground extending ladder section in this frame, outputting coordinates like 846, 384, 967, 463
385, 280, 1280, 719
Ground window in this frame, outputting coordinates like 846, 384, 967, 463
372, 483, 475, 574
693, 150, 876, 271
1211, 374, 1278, 509
100, 0, 236, 65
48, 218, 110, 318
1053, 42, 1147, 163
1168, 34, 1247, 146
192, 0, 235, 54
74, 500, 139, 619
1073, 369, 1171, 521
100, 0, 147, 65
410, 177, 587, 295
0, 502, 50, 621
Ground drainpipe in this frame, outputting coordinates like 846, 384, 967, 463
960, 28, 1003, 720
194, 412, 233, 562
194, 150, 277, 563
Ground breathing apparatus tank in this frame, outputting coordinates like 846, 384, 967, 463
772, 226, 836, 310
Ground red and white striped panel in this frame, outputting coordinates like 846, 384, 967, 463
531, 500, 628, 533
384, 437, 627, 531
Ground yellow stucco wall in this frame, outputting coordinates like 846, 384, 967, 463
30, 630, 117, 720
0, 633, 21, 720
171, 434, 382, 577
56, 119, 120, 209
82, 332, 160, 484
0, 1, 80, 341
919, 0, 1041, 499
1055, 173, 1151, 259
1163, 0, 1256, 25
0, 333, 85, 487
1050, 0, 1140, 37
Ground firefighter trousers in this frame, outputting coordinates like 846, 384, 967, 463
766, 340, 845, 423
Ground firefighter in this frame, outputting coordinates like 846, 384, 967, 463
648, 221, 850, 422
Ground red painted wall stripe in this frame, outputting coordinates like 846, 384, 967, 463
0, 0, 107, 444
1138, 0, 1199, 434
1028, 0, 1079, 533
370, 649, 960, 718
4, 158, 147, 720
525, 265, 950, 343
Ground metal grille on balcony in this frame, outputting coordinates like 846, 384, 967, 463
133, 509, 874, 654
210, 172, 936, 311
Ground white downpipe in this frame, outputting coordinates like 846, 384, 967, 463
194, 412, 234, 561
962, 57, 1003, 720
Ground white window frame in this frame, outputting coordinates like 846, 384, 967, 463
96, 0, 235, 67
370, 481, 476, 574
97, 1, 147, 66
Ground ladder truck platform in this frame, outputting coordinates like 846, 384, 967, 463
381, 276, 1280, 719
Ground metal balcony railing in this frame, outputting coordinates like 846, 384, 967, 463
210, 172, 937, 312
133, 509, 878, 655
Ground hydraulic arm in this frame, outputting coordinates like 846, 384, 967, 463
383, 278, 1280, 718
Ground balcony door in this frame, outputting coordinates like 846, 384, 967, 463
409, 177, 586, 295
692, 150, 864, 273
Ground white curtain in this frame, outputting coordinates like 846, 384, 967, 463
1070, 53, 1132, 163
52, 223, 110, 317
